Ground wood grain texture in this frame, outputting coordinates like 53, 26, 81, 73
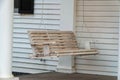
19, 72, 117, 80
28, 30, 98, 58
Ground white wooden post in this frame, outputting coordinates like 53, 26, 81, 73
57, 0, 76, 73
0, 0, 19, 80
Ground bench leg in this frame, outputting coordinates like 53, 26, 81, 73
43, 45, 50, 56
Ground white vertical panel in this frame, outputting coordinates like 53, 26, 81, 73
57, 0, 76, 73
75, 0, 119, 76
12, 0, 60, 73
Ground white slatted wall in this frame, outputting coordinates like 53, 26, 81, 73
12, 0, 60, 73
75, 0, 119, 76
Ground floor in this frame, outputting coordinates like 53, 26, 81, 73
16, 72, 117, 80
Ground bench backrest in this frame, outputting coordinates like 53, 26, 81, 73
28, 30, 79, 54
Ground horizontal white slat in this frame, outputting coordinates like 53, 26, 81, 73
78, 43, 118, 50
12, 67, 50, 74
35, 0, 60, 4
13, 33, 29, 38
76, 22, 118, 28
35, 4, 60, 9
77, 6, 119, 11
92, 44, 118, 50
13, 58, 58, 66
13, 52, 58, 60
77, 11, 119, 17
76, 55, 118, 61
76, 65, 117, 72
97, 50, 118, 56
77, 33, 118, 39
76, 59, 117, 67
14, 19, 60, 24
13, 38, 30, 43
13, 28, 59, 34
77, 17, 119, 22
77, 0, 119, 6
14, 24, 59, 29
14, 14, 60, 19
76, 38, 118, 44
13, 52, 31, 57
76, 70, 117, 76
34, 9, 60, 14
13, 62, 56, 71
76, 27, 118, 33
13, 48, 32, 53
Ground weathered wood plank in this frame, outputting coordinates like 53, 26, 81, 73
28, 30, 98, 58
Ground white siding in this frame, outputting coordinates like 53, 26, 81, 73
12, 0, 60, 73
75, 0, 119, 76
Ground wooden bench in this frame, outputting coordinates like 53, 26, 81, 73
28, 30, 98, 58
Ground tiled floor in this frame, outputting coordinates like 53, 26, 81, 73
17, 72, 117, 80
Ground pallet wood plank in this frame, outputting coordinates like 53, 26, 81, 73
28, 30, 98, 58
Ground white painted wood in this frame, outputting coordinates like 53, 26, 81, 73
57, 56, 75, 73
12, 58, 58, 65
12, 0, 60, 73
77, 6, 119, 11
12, 0, 120, 76
76, 65, 117, 72
118, 0, 120, 79
75, 0, 119, 76
12, 67, 49, 74
60, 0, 76, 31
77, 1, 119, 6
0, 0, 14, 79
76, 55, 118, 61
12, 62, 56, 71
76, 59, 118, 67
57, 0, 76, 73
43, 45, 50, 56
84, 41, 91, 50
77, 70, 117, 76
